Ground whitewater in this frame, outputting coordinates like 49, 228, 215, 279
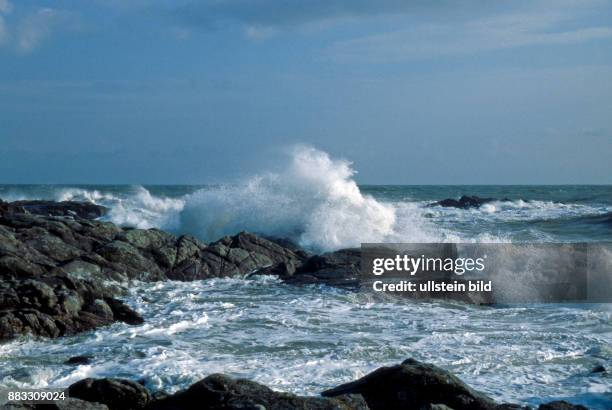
1, 147, 611, 408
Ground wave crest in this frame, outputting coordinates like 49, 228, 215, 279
179, 146, 399, 251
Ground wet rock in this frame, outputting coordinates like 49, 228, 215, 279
95, 241, 166, 281
104, 297, 144, 325
322, 358, 497, 410
0, 277, 142, 342
168, 232, 306, 281
8, 200, 108, 219
1, 199, 363, 341
431, 195, 499, 209
284, 248, 361, 287
590, 364, 606, 374
146, 373, 368, 410
65, 355, 92, 365
538, 401, 588, 410
68, 378, 151, 410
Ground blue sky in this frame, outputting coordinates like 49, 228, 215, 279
0, 0, 611, 184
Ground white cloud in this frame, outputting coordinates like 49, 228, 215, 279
328, 5, 612, 62
0, 3, 80, 53
16, 8, 67, 53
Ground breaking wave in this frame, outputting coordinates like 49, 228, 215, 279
1, 147, 609, 249
177, 146, 436, 251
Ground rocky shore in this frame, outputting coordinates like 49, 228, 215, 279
2, 359, 587, 410
0, 199, 360, 341
0, 200, 593, 410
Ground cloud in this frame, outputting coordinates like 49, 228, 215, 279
328, 6, 612, 62
16, 8, 76, 53
174, 0, 421, 28
0, 2, 80, 54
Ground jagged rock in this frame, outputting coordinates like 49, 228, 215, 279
0, 277, 142, 342
146, 373, 368, 410
68, 378, 151, 410
168, 232, 306, 280
1, 200, 312, 341
322, 358, 497, 410
538, 401, 588, 410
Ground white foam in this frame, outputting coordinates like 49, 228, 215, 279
177, 146, 438, 251
105, 186, 184, 230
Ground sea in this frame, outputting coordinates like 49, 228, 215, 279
1, 148, 611, 408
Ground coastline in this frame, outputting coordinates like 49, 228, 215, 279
0, 199, 604, 409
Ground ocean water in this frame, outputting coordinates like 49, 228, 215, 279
1, 148, 611, 408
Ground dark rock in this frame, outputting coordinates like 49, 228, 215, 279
65, 355, 92, 365
2, 397, 109, 410
591, 364, 606, 374
68, 378, 151, 410
431, 195, 498, 209
322, 358, 497, 410
538, 401, 588, 410
285, 248, 361, 287
146, 373, 368, 410
2, 199, 371, 342
168, 232, 306, 281
104, 297, 144, 325
8, 200, 108, 219
0, 276, 142, 342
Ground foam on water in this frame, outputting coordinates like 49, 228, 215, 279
0, 278, 610, 409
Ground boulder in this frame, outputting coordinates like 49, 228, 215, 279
284, 248, 361, 287
0, 277, 142, 342
68, 378, 151, 410
322, 358, 497, 410
146, 373, 368, 410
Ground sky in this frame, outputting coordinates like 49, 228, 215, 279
0, 0, 611, 184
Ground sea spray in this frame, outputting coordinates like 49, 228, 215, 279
177, 146, 399, 251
